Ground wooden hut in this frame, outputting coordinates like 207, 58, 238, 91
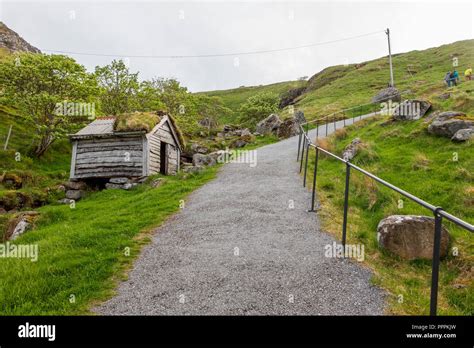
69, 113, 183, 180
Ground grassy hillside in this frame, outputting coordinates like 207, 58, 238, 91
199, 80, 306, 122
201, 39, 474, 122
0, 169, 218, 315
306, 116, 473, 315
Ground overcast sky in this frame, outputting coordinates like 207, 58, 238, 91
1, 0, 472, 92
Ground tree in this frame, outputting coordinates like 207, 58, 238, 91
95, 59, 139, 115
0, 53, 98, 157
239, 92, 279, 127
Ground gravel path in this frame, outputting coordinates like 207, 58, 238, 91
97, 115, 385, 315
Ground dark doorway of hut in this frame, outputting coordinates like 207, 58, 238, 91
160, 142, 168, 175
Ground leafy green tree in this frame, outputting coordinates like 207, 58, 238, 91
239, 92, 279, 127
95, 59, 139, 115
0, 53, 98, 157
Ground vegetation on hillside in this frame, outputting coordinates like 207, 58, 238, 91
306, 115, 473, 315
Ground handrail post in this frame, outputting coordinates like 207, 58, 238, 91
333, 115, 336, 131
325, 119, 328, 136
303, 142, 310, 187
430, 208, 443, 316
342, 161, 351, 251
299, 137, 306, 173
297, 129, 302, 161
309, 147, 319, 212
343, 111, 346, 127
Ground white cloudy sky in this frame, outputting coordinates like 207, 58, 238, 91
0, 0, 472, 92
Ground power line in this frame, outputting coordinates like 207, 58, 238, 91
41, 30, 384, 59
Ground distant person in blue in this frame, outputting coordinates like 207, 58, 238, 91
445, 71, 453, 87
452, 69, 459, 84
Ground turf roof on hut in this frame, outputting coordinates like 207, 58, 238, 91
113, 111, 185, 147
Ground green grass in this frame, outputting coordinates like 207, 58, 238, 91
0, 168, 218, 315
306, 115, 473, 315
198, 80, 306, 123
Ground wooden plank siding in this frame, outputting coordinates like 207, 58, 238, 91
146, 119, 180, 175
72, 136, 144, 179
69, 115, 182, 180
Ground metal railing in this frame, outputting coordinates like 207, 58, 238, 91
296, 107, 474, 316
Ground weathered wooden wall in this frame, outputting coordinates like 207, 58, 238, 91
147, 120, 180, 175
72, 136, 144, 179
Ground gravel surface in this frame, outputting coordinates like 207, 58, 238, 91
97, 114, 385, 315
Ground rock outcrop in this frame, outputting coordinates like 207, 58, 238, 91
256, 114, 282, 135
0, 21, 41, 54
342, 138, 362, 161
372, 87, 401, 103
392, 100, 431, 120
428, 111, 473, 138
277, 118, 299, 139
377, 215, 450, 260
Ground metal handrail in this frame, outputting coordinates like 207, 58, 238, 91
296, 109, 473, 317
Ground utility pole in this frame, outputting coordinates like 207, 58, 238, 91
385, 28, 394, 87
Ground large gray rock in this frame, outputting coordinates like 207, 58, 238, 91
392, 99, 431, 120
428, 111, 474, 138
342, 138, 362, 161
377, 215, 450, 260
109, 177, 129, 184
65, 190, 83, 200
372, 87, 401, 103
191, 143, 209, 154
451, 128, 474, 142
192, 153, 216, 167
5, 211, 39, 241
256, 114, 282, 135
277, 118, 300, 138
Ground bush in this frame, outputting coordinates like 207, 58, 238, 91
239, 92, 279, 127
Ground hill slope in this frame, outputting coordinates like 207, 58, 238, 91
201, 39, 474, 122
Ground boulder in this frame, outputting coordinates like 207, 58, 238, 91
198, 117, 217, 129
372, 87, 401, 103
64, 180, 87, 190
428, 111, 474, 138
105, 183, 123, 190
294, 110, 306, 124
65, 190, 83, 200
342, 138, 362, 161
192, 153, 216, 167
109, 177, 129, 184
5, 211, 39, 241
230, 139, 248, 148
392, 99, 431, 120
256, 114, 282, 135
377, 215, 450, 260
240, 128, 252, 137
277, 118, 300, 138
451, 128, 474, 142
191, 143, 209, 154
